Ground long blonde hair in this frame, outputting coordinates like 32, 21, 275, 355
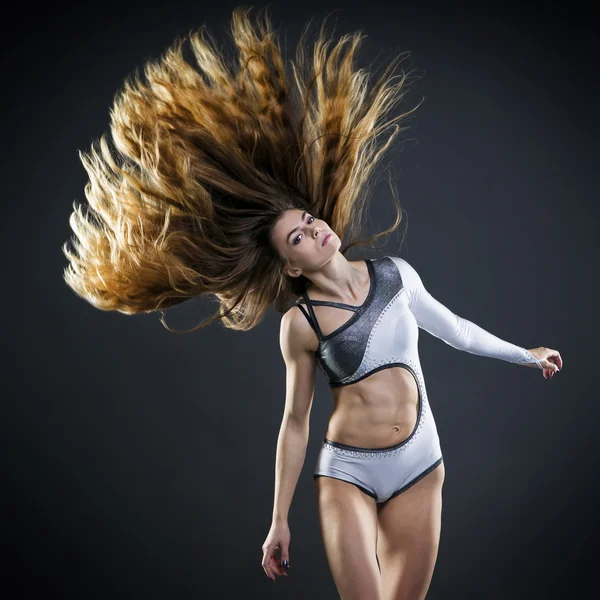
62, 6, 421, 333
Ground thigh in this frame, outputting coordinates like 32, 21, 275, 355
315, 476, 383, 600
376, 461, 445, 600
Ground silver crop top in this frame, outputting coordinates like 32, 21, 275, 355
294, 256, 543, 387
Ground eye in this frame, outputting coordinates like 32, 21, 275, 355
293, 216, 315, 245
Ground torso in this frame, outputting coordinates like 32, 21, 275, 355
295, 260, 420, 449
328, 366, 420, 448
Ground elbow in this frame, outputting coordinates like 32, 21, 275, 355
447, 316, 473, 352
283, 413, 310, 437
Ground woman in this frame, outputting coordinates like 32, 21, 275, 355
264, 212, 560, 599
62, 7, 562, 599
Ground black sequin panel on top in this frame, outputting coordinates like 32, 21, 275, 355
295, 257, 404, 385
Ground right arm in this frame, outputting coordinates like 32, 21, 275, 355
261, 307, 317, 581
389, 256, 547, 369
272, 307, 317, 522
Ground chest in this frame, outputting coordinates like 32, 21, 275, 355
299, 258, 413, 382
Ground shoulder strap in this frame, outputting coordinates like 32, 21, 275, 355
296, 298, 360, 311
299, 292, 323, 340
294, 303, 321, 339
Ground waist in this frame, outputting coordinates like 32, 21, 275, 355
327, 366, 420, 448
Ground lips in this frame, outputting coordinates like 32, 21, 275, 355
322, 232, 332, 246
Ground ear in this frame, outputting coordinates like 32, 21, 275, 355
284, 265, 302, 278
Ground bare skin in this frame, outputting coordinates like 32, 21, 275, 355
316, 454, 445, 600
265, 208, 563, 598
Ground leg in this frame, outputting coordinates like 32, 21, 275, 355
315, 476, 383, 600
376, 461, 445, 600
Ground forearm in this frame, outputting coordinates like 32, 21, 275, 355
272, 419, 309, 522
444, 314, 542, 367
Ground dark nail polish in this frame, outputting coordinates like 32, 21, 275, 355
283, 560, 289, 569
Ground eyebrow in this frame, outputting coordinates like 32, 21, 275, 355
287, 210, 308, 243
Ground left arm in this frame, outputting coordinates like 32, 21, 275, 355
390, 256, 562, 375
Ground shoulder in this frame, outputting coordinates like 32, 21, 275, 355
386, 255, 422, 282
384, 256, 425, 301
280, 304, 319, 355
386, 255, 410, 270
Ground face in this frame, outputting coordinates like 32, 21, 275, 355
271, 208, 339, 277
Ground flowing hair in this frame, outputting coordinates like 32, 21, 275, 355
62, 6, 422, 333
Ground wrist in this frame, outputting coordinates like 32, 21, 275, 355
519, 347, 543, 369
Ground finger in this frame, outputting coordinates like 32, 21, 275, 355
547, 349, 561, 371
270, 555, 286, 576
264, 552, 285, 577
555, 351, 563, 370
262, 550, 276, 580
280, 551, 290, 576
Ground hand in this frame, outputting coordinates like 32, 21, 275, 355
526, 347, 563, 379
261, 520, 291, 582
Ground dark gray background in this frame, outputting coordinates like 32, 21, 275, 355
4, 0, 597, 598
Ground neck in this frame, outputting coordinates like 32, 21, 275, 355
306, 255, 367, 303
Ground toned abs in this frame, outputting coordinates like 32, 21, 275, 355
328, 366, 419, 448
